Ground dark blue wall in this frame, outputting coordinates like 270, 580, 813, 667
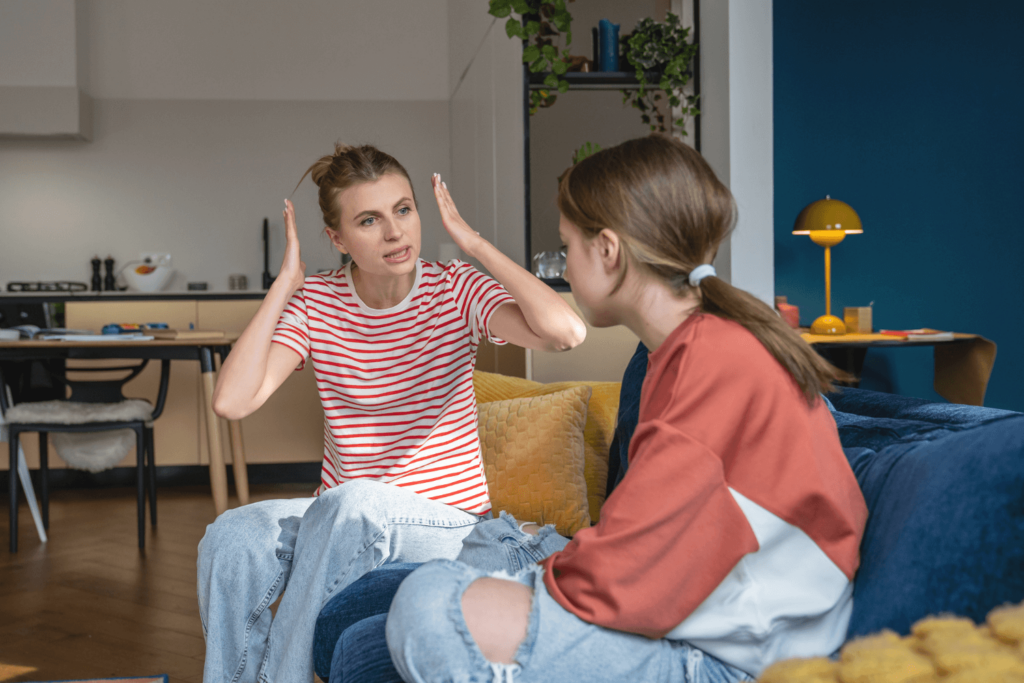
773, 0, 1024, 411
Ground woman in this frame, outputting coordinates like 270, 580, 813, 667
197, 144, 585, 683
384, 135, 868, 683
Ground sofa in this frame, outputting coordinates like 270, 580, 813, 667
313, 342, 1024, 681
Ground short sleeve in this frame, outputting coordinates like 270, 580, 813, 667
271, 289, 310, 370
448, 260, 516, 345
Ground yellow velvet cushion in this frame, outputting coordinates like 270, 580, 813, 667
474, 371, 621, 521
477, 386, 592, 536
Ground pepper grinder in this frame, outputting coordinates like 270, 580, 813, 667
90, 256, 102, 292
103, 256, 116, 291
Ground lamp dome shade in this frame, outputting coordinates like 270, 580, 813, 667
792, 197, 863, 235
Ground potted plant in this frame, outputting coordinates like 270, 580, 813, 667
488, 0, 575, 114
621, 13, 700, 134
571, 141, 601, 165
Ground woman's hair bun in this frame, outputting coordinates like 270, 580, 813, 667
308, 144, 359, 187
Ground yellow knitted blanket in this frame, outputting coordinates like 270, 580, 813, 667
759, 602, 1024, 683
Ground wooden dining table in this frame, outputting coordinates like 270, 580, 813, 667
0, 335, 246, 516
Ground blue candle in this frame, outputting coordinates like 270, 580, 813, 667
598, 19, 620, 72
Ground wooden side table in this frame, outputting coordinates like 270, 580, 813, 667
801, 332, 997, 406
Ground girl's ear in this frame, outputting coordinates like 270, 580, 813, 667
325, 226, 348, 254
595, 228, 621, 275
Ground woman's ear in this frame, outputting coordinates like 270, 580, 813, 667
325, 226, 348, 254
595, 228, 621, 275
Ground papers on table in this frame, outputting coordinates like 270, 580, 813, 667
879, 329, 955, 342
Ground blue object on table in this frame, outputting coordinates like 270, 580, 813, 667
101, 324, 122, 335
146, 322, 169, 329
598, 19, 620, 72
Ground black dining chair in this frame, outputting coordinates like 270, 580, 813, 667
1, 359, 170, 552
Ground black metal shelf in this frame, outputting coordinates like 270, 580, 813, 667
522, 0, 701, 288
539, 277, 571, 292
528, 71, 665, 90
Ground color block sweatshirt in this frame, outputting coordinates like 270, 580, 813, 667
542, 314, 868, 677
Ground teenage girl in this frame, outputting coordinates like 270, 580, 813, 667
384, 135, 869, 683
197, 144, 585, 683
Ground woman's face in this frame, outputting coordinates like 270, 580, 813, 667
328, 173, 421, 278
559, 214, 617, 327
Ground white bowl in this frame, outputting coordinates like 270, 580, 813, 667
123, 265, 175, 292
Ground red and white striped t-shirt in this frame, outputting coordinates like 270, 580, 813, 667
270, 258, 514, 515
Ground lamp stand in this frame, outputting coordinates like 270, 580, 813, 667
793, 198, 862, 336
811, 242, 847, 335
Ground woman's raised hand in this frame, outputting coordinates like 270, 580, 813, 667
432, 174, 484, 257
281, 199, 307, 292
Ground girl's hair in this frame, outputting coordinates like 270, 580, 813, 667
557, 134, 848, 404
295, 143, 416, 231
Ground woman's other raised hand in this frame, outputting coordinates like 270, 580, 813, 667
432, 174, 485, 258
281, 199, 307, 292
428, 173, 585, 353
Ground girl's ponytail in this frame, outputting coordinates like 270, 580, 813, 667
697, 275, 850, 403
558, 134, 848, 406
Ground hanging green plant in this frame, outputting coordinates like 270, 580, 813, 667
621, 12, 700, 134
488, 0, 574, 114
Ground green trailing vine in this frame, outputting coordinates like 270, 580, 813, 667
488, 0, 574, 114
621, 13, 700, 134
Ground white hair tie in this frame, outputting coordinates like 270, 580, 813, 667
689, 264, 716, 287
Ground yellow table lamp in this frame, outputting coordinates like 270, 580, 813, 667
792, 196, 863, 335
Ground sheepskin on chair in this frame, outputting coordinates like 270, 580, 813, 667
5, 399, 153, 473
53, 429, 137, 472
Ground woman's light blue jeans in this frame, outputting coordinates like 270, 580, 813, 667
196, 480, 483, 683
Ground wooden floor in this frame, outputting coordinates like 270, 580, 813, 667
0, 483, 311, 683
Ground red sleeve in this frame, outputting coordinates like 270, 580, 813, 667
542, 417, 759, 638
447, 261, 515, 345
271, 288, 310, 370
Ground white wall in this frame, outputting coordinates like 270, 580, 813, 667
0, 0, 78, 87
82, 0, 449, 101
0, 0, 91, 138
447, 0, 497, 99
0, 0, 452, 291
700, 0, 775, 305
446, 2, 525, 266
0, 99, 450, 290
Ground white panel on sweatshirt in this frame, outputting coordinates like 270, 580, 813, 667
665, 488, 853, 678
